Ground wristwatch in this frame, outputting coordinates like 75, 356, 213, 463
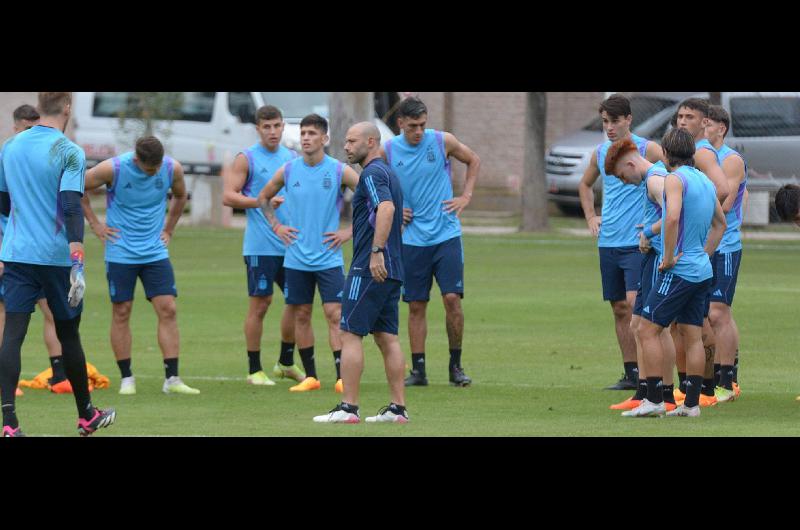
371, 246, 383, 253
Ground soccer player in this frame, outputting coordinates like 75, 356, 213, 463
623, 128, 726, 418
313, 122, 408, 423
0, 92, 115, 437
673, 97, 730, 406
257, 114, 359, 393
602, 138, 678, 412
381, 97, 480, 388
578, 94, 664, 390
704, 105, 746, 402
82, 136, 199, 395
223, 105, 304, 386
1, 105, 70, 396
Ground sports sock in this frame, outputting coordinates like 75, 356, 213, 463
340, 402, 359, 414
164, 358, 179, 379
634, 379, 648, 400
49, 355, 66, 383
299, 346, 316, 379
662, 384, 675, 404
719, 365, 735, 390
646, 377, 664, 404
733, 349, 739, 383
685, 376, 704, 408
624, 362, 639, 382
117, 358, 133, 379
333, 350, 342, 379
1, 404, 18, 429
714, 363, 721, 387
412, 353, 426, 375
449, 348, 462, 371
678, 372, 687, 393
389, 403, 406, 414
279, 341, 295, 366
0, 313, 30, 422
701, 378, 715, 397
247, 350, 262, 375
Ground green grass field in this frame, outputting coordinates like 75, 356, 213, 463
12, 225, 800, 436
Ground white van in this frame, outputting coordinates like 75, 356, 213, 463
72, 92, 394, 174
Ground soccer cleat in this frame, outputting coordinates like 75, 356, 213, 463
605, 374, 638, 390
365, 404, 409, 423
449, 367, 472, 387
272, 362, 306, 383
289, 377, 321, 392
699, 394, 718, 407
50, 379, 73, 394
674, 388, 686, 406
715, 386, 736, 403
334, 379, 344, 393
621, 398, 665, 417
77, 408, 116, 436
664, 402, 678, 412
119, 376, 137, 395
162, 376, 200, 395
609, 397, 641, 410
246, 371, 276, 386
3, 425, 25, 437
313, 403, 360, 423
404, 370, 428, 387
732, 382, 741, 397
666, 404, 701, 417
15, 387, 23, 397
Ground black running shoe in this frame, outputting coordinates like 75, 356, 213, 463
77, 407, 116, 437
449, 367, 472, 387
404, 369, 428, 387
605, 374, 638, 390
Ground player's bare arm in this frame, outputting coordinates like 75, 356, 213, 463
161, 161, 188, 246
721, 155, 746, 214
370, 199, 396, 283
579, 150, 602, 236
645, 141, 665, 165
443, 132, 480, 217
323, 165, 359, 250
695, 149, 729, 203
257, 166, 297, 245
704, 199, 728, 258
223, 154, 260, 210
81, 159, 119, 243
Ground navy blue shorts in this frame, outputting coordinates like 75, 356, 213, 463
106, 259, 177, 303
0, 269, 45, 304
284, 266, 344, 305
633, 251, 659, 317
709, 250, 742, 306
599, 246, 643, 302
2, 262, 81, 320
641, 272, 713, 328
244, 255, 285, 297
402, 236, 464, 303
340, 276, 401, 336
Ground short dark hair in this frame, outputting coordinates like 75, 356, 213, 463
598, 94, 631, 120
775, 184, 800, 221
678, 97, 710, 117
669, 110, 679, 128
661, 128, 696, 168
135, 136, 165, 166
13, 104, 39, 123
707, 105, 730, 138
37, 92, 72, 117
397, 97, 428, 119
256, 105, 282, 124
299, 113, 328, 134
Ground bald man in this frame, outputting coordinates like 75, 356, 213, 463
313, 122, 408, 423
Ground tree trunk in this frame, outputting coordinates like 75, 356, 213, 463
521, 92, 550, 232
328, 92, 374, 163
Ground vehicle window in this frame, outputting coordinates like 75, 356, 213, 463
261, 92, 329, 119
730, 96, 800, 137
583, 96, 676, 132
229, 92, 256, 123
92, 92, 216, 123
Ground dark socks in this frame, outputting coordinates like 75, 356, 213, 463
279, 341, 295, 366
701, 378, 715, 397
0, 313, 30, 427
333, 350, 342, 380
340, 402, 359, 414
164, 358, 179, 379
2, 404, 18, 429
714, 363, 721, 387
412, 353, 426, 375
719, 365, 735, 390
733, 349, 739, 383
624, 362, 639, 382
247, 350, 262, 375
117, 358, 133, 379
646, 377, 664, 404
299, 347, 316, 379
662, 384, 675, 404
678, 372, 687, 393
50, 356, 66, 383
685, 375, 704, 408
449, 348, 462, 371
634, 380, 648, 400
54, 316, 94, 420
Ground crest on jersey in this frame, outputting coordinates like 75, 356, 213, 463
323, 175, 332, 189
426, 146, 435, 162
155, 178, 164, 190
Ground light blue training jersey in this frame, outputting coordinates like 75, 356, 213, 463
384, 129, 461, 247
0, 125, 85, 266
716, 144, 747, 253
642, 161, 668, 255
596, 133, 649, 247
661, 165, 717, 283
241, 143, 297, 257
281, 154, 345, 272
105, 152, 174, 264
